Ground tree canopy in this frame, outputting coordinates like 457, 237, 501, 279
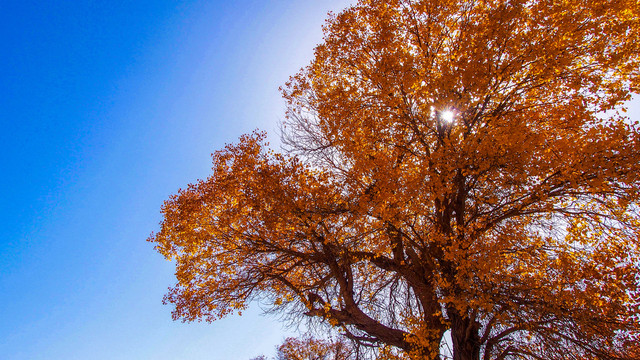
150, 0, 640, 359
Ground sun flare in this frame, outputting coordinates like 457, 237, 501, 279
441, 110, 454, 123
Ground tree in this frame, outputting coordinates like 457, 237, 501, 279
150, 0, 640, 359
275, 336, 354, 360
250, 336, 356, 360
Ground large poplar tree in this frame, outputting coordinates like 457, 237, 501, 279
150, 1, 640, 359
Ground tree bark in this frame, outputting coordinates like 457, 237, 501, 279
450, 310, 481, 360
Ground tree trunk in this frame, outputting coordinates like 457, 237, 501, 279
450, 311, 481, 360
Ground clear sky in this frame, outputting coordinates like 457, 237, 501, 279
0, 1, 350, 359
1, 2, 639, 360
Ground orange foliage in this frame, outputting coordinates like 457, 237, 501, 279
151, 1, 640, 359
276, 337, 354, 360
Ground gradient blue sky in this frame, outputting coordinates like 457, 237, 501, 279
0, 1, 350, 359
1, 2, 639, 360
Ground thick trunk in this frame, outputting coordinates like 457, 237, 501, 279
450, 311, 481, 360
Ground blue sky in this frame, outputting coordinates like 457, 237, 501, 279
0, 1, 349, 359
1, 1, 639, 360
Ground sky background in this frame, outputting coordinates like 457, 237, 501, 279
0, 1, 350, 359
1, 1, 639, 360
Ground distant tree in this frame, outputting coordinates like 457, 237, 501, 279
275, 337, 354, 360
150, 0, 640, 359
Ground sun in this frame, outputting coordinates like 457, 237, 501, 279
441, 110, 455, 123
